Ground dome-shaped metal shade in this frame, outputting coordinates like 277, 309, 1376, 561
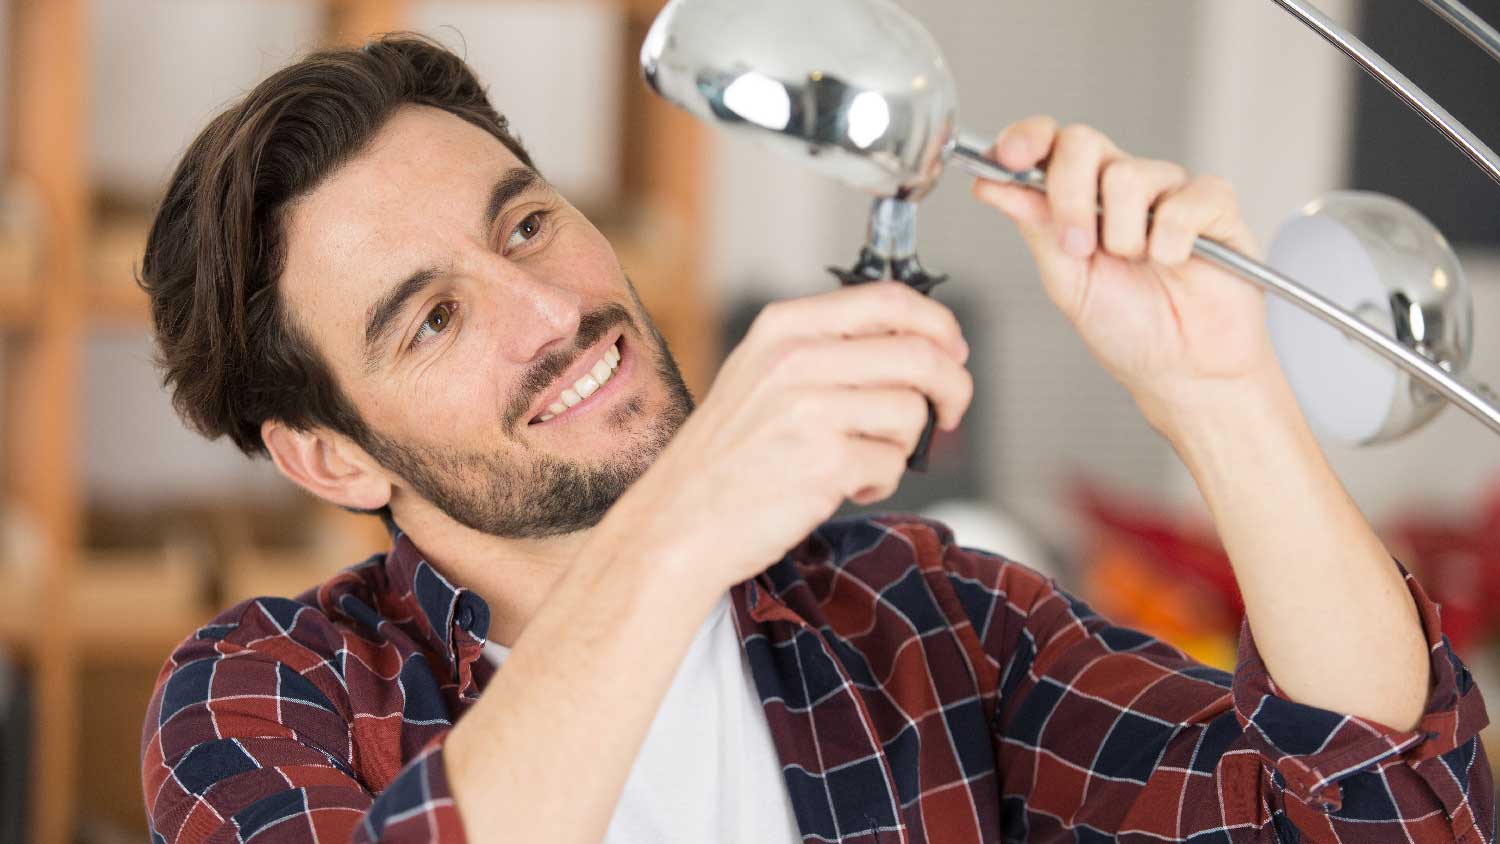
1268, 192, 1474, 444
641, 0, 958, 200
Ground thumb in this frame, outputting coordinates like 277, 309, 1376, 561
973, 178, 1088, 306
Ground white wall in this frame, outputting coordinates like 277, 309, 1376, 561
36, 0, 1500, 546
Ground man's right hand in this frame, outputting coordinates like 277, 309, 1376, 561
595, 280, 974, 592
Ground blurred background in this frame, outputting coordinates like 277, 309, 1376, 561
1, 0, 1499, 840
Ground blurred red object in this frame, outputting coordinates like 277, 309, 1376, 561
1069, 479, 1242, 668
1071, 479, 1244, 620
1385, 481, 1500, 655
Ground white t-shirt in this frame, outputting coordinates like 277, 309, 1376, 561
482, 594, 804, 843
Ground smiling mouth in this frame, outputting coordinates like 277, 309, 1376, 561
529, 337, 624, 425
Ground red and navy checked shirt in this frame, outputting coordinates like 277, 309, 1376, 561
141, 514, 1494, 842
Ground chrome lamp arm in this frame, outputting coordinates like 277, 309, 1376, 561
1269, 0, 1500, 187
946, 136, 1500, 439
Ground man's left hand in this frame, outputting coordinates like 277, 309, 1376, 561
972, 116, 1279, 432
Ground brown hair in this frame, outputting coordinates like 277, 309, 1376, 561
140, 34, 535, 457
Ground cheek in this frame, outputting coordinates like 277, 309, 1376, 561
550, 219, 625, 294
371, 343, 507, 441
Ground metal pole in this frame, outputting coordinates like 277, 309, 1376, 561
945, 135, 1500, 438
1269, 0, 1500, 188
1417, 0, 1500, 65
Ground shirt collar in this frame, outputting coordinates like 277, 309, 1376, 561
382, 523, 492, 701
381, 523, 807, 697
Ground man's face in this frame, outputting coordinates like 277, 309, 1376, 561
279, 105, 694, 538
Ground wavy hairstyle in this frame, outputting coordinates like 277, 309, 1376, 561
141, 34, 535, 457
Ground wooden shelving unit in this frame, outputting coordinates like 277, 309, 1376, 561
1, 2, 715, 841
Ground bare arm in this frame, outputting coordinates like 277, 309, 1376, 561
973, 116, 1428, 730
1159, 366, 1428, 729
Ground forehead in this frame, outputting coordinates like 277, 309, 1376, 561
278, 105, 529, 363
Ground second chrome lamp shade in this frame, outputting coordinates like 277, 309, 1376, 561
642, 0, 1500, 446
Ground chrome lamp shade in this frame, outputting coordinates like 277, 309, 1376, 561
642, 0, 1500, 446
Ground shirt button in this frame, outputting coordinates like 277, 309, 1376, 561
455, 604, 475, 631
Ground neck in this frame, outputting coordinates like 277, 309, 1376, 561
390, 497, 595, 647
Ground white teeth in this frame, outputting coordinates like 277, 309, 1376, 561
536, 341, 624, 422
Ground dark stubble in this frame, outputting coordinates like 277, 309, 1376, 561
362, 290, 696, 538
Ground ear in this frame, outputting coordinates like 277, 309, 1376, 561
261, 419, 392, 511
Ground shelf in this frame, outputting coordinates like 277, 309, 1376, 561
0, 185, 41, 328
2, 2, 707, 841
0, 282, 36, 329
0, 569, 38, 655
88, 213, 151, 327
0, 205, 152, 329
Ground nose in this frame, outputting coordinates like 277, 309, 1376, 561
480, 261, 583, 363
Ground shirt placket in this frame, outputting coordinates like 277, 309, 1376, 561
741, 578, 911, 844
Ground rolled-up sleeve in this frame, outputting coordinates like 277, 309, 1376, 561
942, 540, 1493, 842
1231, 562, 1492, 840
141, 610, 468, 843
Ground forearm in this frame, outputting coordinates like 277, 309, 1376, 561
444, 539, 721, 842
1156, 364, 1429, 730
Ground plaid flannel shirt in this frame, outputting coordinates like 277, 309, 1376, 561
142, 514, 1493, 842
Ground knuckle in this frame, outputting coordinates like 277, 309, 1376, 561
748, 301, 786, 338
911, 337, 945, 378
758, 299, 787, 322
898, 388, 926, 419
1154, 198, 1191, 230
1059, 123, 1100, 149
766, 340, 816, 382
1196, 172, 1233, 197
1101, 160, 1142, 197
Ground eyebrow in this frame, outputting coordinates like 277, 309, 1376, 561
485, 167, 542, 232
363, 266, 442, 371
360, 168, 544, 370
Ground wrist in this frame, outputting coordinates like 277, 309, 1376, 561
1140, 356, 1301, 449
1148, 361, 1321, 497
582, 512, 726, 615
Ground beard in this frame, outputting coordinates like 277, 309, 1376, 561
360, 292, 696, 539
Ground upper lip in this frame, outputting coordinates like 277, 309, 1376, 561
527, 330, 624, 423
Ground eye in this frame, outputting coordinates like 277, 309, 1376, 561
505, 211, 549, 251
409, 301, 458, 349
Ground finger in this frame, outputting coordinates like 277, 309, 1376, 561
1045, 124, 1123, 259
991, 115, 1059, 171
1099, 158, 1188, 260
787, 386, 932, 452
748, 281, 968, 364
838, 432, 915, 506
770, 335, 974, 431
971, 178, 1050, 230
1147, 174, 1246, 266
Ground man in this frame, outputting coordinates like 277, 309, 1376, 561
139, 35, 1490, 844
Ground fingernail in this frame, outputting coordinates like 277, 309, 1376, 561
1061, 227, 1094, 258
